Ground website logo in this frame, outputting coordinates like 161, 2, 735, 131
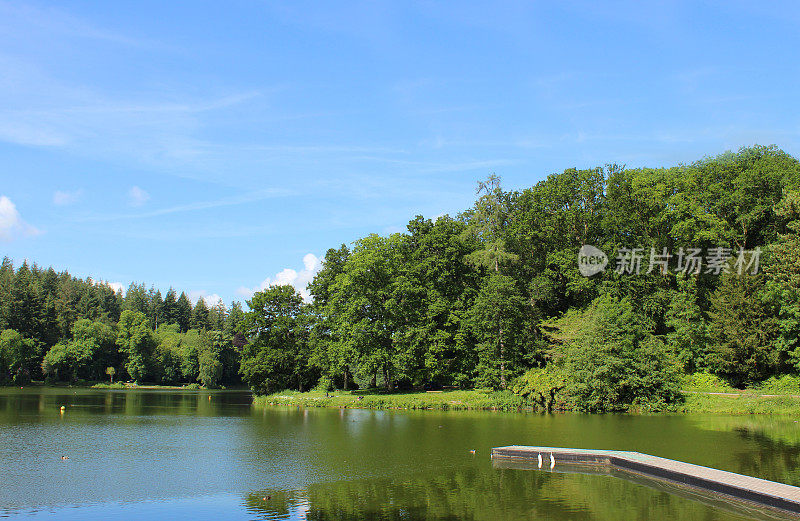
578, 245, 608, 277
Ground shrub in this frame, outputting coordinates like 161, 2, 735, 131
756, 375, 800, 395
682, 372, 736, 392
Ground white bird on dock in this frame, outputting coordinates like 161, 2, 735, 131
537, 453, 542, 468
550, 453, 555, 469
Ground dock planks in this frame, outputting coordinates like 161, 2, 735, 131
492, 445, 800, 515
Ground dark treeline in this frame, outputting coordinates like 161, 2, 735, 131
0, 266, 245, 387
238, 145, 800, 411
3, 145, 800, 411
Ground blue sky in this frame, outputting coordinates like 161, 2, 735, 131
1, 1, 799, 306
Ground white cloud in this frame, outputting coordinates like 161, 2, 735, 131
53, 189, 83, 206
238, 253, 322, 303
0, 195, 41, 240
189, 290, 223, 307
103, 281, 126, 295
128, 186, 150, 207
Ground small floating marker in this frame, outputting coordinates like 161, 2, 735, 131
208, 396, 211, 401
550, 453, 555, 469
537, 453, 542, 468
60, 406, 66, 414
469, 449, 476, 454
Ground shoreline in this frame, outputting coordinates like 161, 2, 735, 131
253, 389, 800, 415
0, 382, 249, 391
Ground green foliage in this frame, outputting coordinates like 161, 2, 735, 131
764, 190, 800, 367
198, 330, 232, 388
0, 257, 243, 385
42, 341, 90, 382
192, 298, 210, 331
547, 295, 684, 412
240, 285, 316, 394
468, 273, 528, 389
681, 372, 735, 393
314, 375, 334, 392
512, 366, 569, 412
116, 310, 157, 382
707, 273, 781, 387
756, 375, 800, 395
0, 329, 36, 384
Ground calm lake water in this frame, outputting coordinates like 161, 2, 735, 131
2, 389, 800, 520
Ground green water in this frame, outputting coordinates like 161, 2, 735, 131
2, 388, 800, 520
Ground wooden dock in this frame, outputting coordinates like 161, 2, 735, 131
492, 445, 800, 515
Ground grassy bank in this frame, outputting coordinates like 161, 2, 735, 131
254, 389, 529, 411
680, 392, 800, 414
3, 381, 214, 390
256, 388, 800, 415
90, 382, 204, 390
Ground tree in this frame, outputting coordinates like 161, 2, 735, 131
180, 329, 202, 382
308, 245, 352, 388
240, 285, 314, 394
154, 324, 184, 384
0, 329, 36, 384
325, 234, 408, 390
707, 273, 781, 387
208, 300, 227, 331
546, 295, 683, 412
512, 366, 569, 412
116, 310, 157, 382
764, 190, 800, 368
72, 318, 118, 380
198, 331, 231, 388
149, 289, 164, 329
462, 175, 519, 388
192, 298, 211, 331
7, 261, 39, 342
124, 283, 149, 315
42, 341, 87, 382
405, 216, 479, 387
176, 292, 193, 332
163, 288, 178, 325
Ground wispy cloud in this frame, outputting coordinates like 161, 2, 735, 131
0, 195, 41, 240
128, 186, 150, 207
0, 1, 169, 49
53, 189, 83, 206
237, 253, 322, 302
82, 188, 293, 223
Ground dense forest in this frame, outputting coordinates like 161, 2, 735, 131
0, 267, 246, 388
2, 145, 800, 411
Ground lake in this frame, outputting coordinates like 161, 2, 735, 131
2, 388, 800, 520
